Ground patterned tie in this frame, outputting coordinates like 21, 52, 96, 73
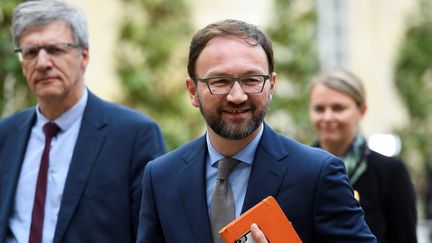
29, 122, 61, 243
210, 158, 240, 243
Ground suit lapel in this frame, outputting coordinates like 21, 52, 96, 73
241, 123, 290, 212
0, 111, 35, 236
175, 124, 291, 241
54, 93, 107, 243
177, 137, 213, 243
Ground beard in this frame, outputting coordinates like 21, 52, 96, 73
197, 95, 270, 140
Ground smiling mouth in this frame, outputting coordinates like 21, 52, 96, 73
225, 108, 249, 114
320, 127, 340, 135
222, 108, 252, 122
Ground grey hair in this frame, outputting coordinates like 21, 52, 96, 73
309, 68, 366, 108
12, 0, 88, 48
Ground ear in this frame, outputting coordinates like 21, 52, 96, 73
269, 72, 277, 99
186, 77, 200, 108
359, 104, 367, 119
80, 48, 90, 70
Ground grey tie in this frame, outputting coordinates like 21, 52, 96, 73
210, 158, 240, 243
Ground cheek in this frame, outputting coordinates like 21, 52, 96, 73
310, 114, 319, 126
309, 111, 321, 125
22, 65, 34, 84
252, 92, 271, 108
335, 115, 350, 128
337, 114, 358, 134
194, 91, 215, 110
21, 64, 30, 76
347, 116, 360, 129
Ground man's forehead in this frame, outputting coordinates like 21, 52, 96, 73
19, 20, 74, 44
205, 35, 258, 47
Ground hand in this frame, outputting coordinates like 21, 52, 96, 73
250, 223, 268, 243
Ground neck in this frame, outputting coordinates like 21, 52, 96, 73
38, 88, 84, 120
320, 143, 349, 157
320, 135, 356, 157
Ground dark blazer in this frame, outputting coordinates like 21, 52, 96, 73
354, 149, 417, 243
0, 91, 166, 243
137, 123, 376, 243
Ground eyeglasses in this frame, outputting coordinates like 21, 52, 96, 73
195, 74, 271, 95
14, 42, 80, 62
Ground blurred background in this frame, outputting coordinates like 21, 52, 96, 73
1, 0, 431, 241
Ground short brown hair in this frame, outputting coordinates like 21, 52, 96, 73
187, 19, 274, 81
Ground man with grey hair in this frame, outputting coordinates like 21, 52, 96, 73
0, 1, 166, 243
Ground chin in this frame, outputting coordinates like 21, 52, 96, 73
37, 90, 64, 99
323, 138, 343, 145
320, 133, 341, 142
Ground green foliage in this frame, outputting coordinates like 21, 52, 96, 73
0, 0, 34, 118
117, 0, 202, 150
266, 0, 319, 143
394, 0, 432, 218
395, 0, 432, 167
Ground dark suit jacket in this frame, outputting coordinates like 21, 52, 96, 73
137, 123, 376, 243
0, 91, 166, 243
354, 149, 417, 243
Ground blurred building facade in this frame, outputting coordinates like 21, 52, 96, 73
69, 0, 124, 101
69, 0, 416, 138
316, 0, 416, 137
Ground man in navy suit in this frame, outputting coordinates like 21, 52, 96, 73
0, 1, 165, 243
137, 19, 376, 242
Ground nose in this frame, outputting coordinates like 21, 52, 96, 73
322, 108, 334, 121
34, 49, 53, 70
226, 81, 248, 104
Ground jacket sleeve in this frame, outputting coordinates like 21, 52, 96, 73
136, 162, 166, 243
313, 156, 377, 242
131, 121, 166, 239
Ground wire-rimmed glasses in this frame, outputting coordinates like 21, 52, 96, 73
14, 42, 81, 62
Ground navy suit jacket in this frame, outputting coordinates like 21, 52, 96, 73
137, 123, 376, 243
0, 91, 166, 243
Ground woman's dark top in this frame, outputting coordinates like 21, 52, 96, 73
314, 136, 417, 243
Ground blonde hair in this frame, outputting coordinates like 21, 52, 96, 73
309, 68, 366, 107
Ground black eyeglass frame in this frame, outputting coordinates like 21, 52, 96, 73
195, 74, 271, 95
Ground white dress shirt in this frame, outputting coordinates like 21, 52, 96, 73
7, 89, 88, 243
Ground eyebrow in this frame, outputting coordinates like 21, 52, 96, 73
204, 70, 268, 77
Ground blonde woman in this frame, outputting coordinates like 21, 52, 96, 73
308, 68, 417, 243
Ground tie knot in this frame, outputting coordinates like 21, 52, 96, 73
43, 122, 61, 139
217, 158, 240, 180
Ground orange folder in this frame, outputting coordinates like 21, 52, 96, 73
219, 196, 302, 243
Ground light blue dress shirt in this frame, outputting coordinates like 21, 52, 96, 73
206, 124, 264, 218
7, 89, 88, 243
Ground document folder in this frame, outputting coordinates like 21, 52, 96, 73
219, 196, 302, 243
